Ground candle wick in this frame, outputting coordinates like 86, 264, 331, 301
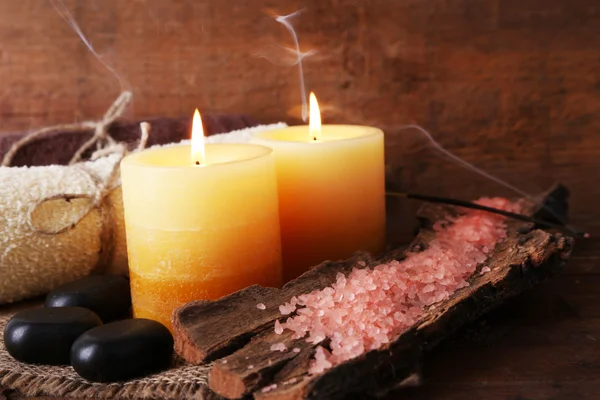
313, 137, 317, 141
195, 161, 200, 165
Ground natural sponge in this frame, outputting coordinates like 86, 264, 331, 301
0, 154, 128, 304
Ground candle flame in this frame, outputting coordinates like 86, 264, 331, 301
191, 108, 206, 166
309, 92, 322, 141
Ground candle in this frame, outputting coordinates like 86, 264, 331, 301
252, 94, 385, 281
120, 110, 282, 330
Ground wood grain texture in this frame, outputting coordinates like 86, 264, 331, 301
0, 0, 598, 245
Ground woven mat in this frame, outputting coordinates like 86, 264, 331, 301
0, 308, 218, 399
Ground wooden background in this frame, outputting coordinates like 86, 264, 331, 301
1, 0, 599, 238
0, 1, 599, 399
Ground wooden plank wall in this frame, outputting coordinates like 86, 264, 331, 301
0, 0, 598, 243
1, 3, 599, 399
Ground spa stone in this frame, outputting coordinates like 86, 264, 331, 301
45, 275, 131, 322
4, 307, 102, 365
71, 319, 173, 382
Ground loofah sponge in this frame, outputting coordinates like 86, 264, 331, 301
0, 122, 287, 304
0, 154, 125, 303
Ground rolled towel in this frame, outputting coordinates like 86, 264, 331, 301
0, 115, 259, 167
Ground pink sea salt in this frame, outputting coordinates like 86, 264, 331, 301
279, 297, 298, 315
275, 197, 520, 375
256, 303, 266, 310
274, 320, 284, 335
309, 346, 333, 374
261, 384, 278, 393
480, 266, 491, 275
270, 342, 287, 352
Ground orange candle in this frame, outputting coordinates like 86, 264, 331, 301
120, 111, 282, 330
252, 94, 385, 281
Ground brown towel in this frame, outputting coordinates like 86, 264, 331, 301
0, 114, 258, 167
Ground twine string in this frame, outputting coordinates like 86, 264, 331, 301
1, 91, 133, 167
68, 91, 133, 165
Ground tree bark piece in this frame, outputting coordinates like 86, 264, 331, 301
253, 208, 573, 399
173, 186, 574, 399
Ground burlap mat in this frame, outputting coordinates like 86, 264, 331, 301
0, 308, 218, 399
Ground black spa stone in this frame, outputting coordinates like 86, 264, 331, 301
4, 307, 102, 365
45, 275, 131, 322
71, 319, 173, 382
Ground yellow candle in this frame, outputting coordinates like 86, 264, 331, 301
120, 112, 282, 330
252, 94, 385, 281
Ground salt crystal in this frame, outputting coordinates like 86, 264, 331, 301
270, 342, 287, 352
248, 365, 254, 369
297, 294, 309, 305
221, 360, 228, 364
274, 320, 284, 335
279, 302, 296, 315
292, 347, 301, 353
256, 303, 266, 310
422, 283, 436, 293
261, 384, 278, 393
309, 346, 333, 374
480, 266, 491, 275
